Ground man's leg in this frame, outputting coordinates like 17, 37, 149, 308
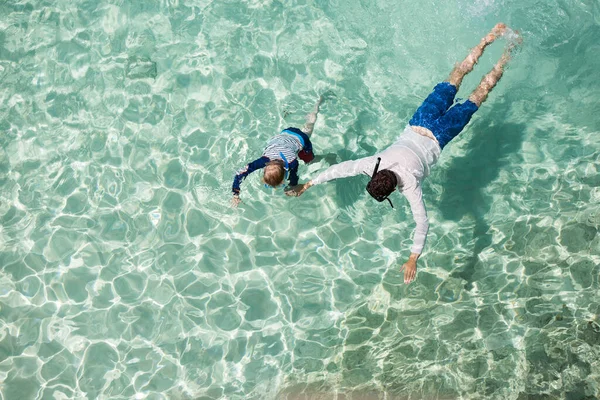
447, 23, 507, 89
432, 47, 514, 147
469, 50, 511, 107
410, 23, 507, 132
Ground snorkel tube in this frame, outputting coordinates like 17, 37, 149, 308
366, 157, 394, 208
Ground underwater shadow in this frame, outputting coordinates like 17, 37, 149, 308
434, 101, 526, 288
332, 110, 380, 210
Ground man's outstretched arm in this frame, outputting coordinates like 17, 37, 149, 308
401, 184, 429, 284
285, 156, 377, 196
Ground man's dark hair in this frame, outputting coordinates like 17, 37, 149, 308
366, 169, 398, 202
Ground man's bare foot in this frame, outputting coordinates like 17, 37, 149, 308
484, 22, 507, 44
493, 22, 507, 34
508, 29, 523, 46
503, 32, 523, 60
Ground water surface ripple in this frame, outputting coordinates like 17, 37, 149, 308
1, 0, 599, 399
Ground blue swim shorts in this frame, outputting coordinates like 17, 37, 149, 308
409, 82, 478, 149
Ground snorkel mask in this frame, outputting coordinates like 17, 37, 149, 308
366, 157, 394, 208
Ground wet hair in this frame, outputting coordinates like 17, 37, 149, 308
366, 169, 398, 200
263, 160, 285, 187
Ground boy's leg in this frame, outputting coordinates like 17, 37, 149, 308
447, 23, 507, 89
302, 95, 323, 137
297, 95, 337, 164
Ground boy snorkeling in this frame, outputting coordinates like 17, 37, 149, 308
231, 95, 331, 207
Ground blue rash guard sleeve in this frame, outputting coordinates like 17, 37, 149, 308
232, 156, 270, 194
288, 159, 299, 186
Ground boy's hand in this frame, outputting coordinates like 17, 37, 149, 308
284, 185, 305, 197
400, 253, 419, 284
231, 194, 242, 207
285, 181, 312, 197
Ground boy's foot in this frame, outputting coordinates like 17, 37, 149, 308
231, 195, 242, 208
320, 90, 336, 100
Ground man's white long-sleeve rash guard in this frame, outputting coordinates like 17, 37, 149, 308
311, 126, 441, 254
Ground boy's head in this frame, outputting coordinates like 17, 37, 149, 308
263, 160, 286, 187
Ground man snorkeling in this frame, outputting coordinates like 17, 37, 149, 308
286, 23, 520, 284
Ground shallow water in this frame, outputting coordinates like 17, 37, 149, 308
1, 0, 600, 399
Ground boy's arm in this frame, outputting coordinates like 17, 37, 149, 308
232, 156, 270, 195
287, 160, 300, 186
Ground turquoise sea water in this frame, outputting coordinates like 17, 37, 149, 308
1, 0, 600, 399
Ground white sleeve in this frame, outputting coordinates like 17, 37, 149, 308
311, 156, 378, 185
402, 184, 429, 254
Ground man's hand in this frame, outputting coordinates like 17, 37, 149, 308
285, 181, 312, 197
400, 253, 420, 284
231, 194, 242, 208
